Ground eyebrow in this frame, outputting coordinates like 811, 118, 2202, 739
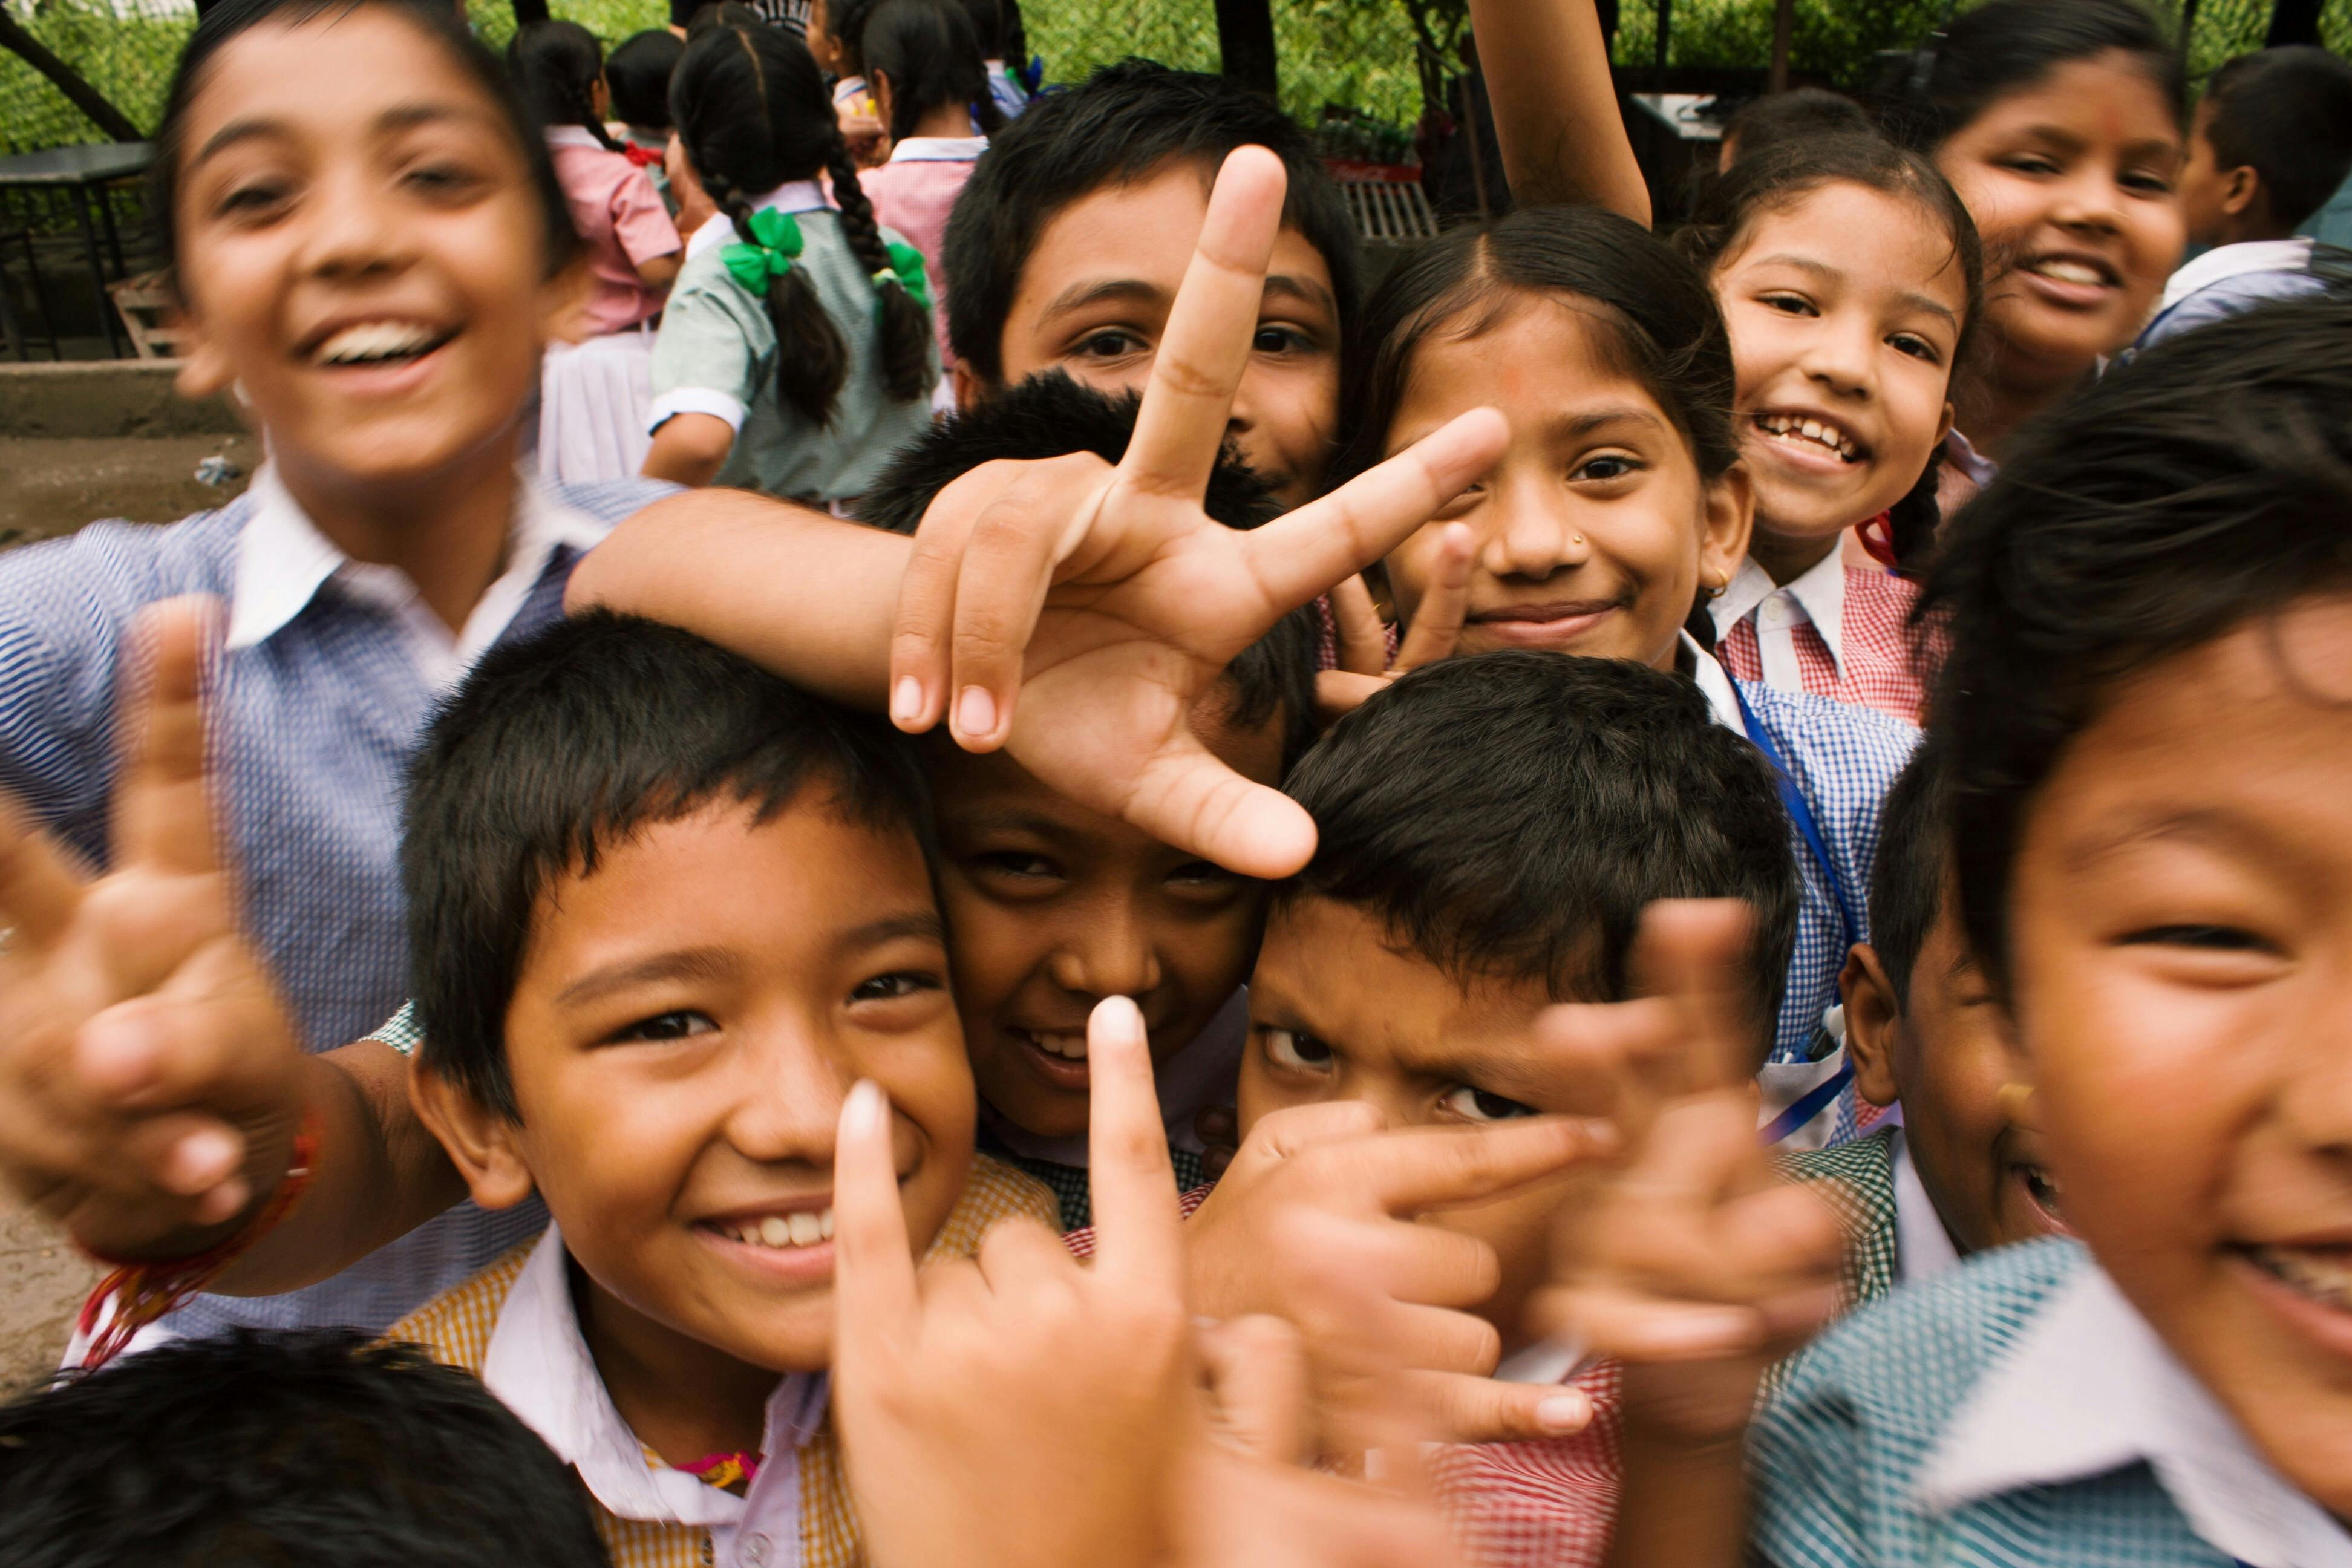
1747, 253, 1961, 328
1545, 406, 1671, 441
2061, 808, 2285, 874
940, 806, 1083, 844
1040, 272, 1335, 324
554, 946, 739, 1008
192, 102, 479, 170
836, 911, 949, 954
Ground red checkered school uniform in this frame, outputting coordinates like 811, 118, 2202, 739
1710, 527, 1938, 725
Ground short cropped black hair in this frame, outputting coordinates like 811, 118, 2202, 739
1279, 652, 1798, 1044
940, 59, 1362, 387
857, 371, 1319, 766
1923, 299, 2352, 993
607, 28, 685, 131
2202, 46, 2352, 232
0, 1330, 609, 1568
1866, 737, 1950, 1010
1722, 87, 1873, 163
403, 612, 933, 1118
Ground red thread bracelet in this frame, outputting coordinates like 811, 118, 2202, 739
74, 1106, 324, 1370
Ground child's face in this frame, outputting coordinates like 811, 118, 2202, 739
1843, 883, 2065, 1258
2006, 596, 2352, 1511
927, 693, 1285, 1138
1935, 53, 2184, 382
806, 0, 844, 73
1714, 182, 1963, 552
1380, 295, 1749, 673
488, 799, 975, 1374
169, 9, 573, 495
983, 158, 1343, 510
2174, 97, 2250, 249
1241, 895, 1610, 1354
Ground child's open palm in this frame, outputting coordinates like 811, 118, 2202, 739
886, 146, 1507, 880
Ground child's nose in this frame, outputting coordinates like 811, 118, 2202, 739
297, 165, 414, 280
723, 1025, 851, 1161
1045, 914, 1166, 1002
1481, 487, 1587, 583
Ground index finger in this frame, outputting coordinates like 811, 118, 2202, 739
1628, 900, 1761, 1094
1364, 1117, 1619, 1215
112, 598, 221, 878
1082, 995, 1184, 1295
1120, 146, 1285, 500
1393, 522, 1472, 674
831, 1079, 921, 1346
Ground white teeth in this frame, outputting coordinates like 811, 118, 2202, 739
1754, 414, 1857, 462
2249, 1244, 2352, 1310
1025, 1030, 1088, 1060
724, 1209, 836, 1250
313, 320, 444, 365
2030, 258, 2106, 287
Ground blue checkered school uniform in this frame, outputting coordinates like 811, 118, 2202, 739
0, 472, 669, 1338
1751, 1238, 2350, 1567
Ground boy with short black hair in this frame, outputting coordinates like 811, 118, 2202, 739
1802, 740, 2066, 1307
604, 28, 684, 206
2140, 45, 2352, 349
390, 610, 1056, 1565
1184, 650, 1802, 1566
940, 59, 1361, 508
0, 1328, 612, 1568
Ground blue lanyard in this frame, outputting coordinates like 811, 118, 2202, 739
1729, 678, 1862, 952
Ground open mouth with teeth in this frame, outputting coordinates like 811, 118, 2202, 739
2241, 1243, 2352, 1314
2022, 255, 2119, 290
2014, 1161, 2066, 1229
708, 1208, 836, 1250
307, 319, 459, 368
1751, 413, 1862, 465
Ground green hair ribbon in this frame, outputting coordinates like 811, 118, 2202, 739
874, 240, 933, 316
720, 208, 806, 298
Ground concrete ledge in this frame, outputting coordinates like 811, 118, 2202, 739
0, 360, 246, 439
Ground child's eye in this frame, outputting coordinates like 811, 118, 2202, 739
1572, 454, 1642, 482
217, 178, 294, 219
1758, 292, 1817, 317
973, 850, 1059, 880
402, 160, 486, 200
1998, 154, 2062, 178
2122, 168, 2175, 197
1261, 1027, 1334, 1071
1073, 328, 1148, 360
1440, 1085, 1538, 1123
851, 970, 943, 1002
1252, 324, 1313, 355
1889, 332, 1942, 364
1167, 859, 1242, 892
612, 1010, 717, 1044
2117, 924, 2272, 952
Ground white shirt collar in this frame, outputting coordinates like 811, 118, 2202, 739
1913, 1261, 2352, 1568
2158, 237, 2316, 313
887, 136, 990, 163
1681, 630, 1746, 733
831, 74, 867, 107
1887, 1128, 1960, 1285
1711, 548, 1848, 675
1944, 427, 1998, 489
685, 180, 834, 261
981, 989, 1248, 1166
482, 1226, 831, 1532
224, 464, 609, 688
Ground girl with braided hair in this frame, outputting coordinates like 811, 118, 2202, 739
645, 22, 938, 503
510, 20, 681, 480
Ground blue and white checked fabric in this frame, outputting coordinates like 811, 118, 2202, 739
0, 472, 670, 1338
1750, 1238, 2337, 1567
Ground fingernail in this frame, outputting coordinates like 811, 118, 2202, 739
1537, 1391, 1590, 1433
172, 1128, 240, 1192
953, 685, 995, 739
77, 1018, 155, 1096
890, 676, 924, 727
1643, 1310, 1760, 1354
845, 1079, 889, 1136
1092, 995, 1145, 1042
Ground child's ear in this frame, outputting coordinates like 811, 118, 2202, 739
952, 361, 990, 413
171, 293, 237, 405
870, 70, 896, 135
2222, 164, 2262, 220
1933, 399, 1954, 453
1697, 461, 1754, 593
1840, 944, 1903, 1111
408, 1055, 537, 1210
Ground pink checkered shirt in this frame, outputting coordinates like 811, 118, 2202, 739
1714, 559, 1935, 725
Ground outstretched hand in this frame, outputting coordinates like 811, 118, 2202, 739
0, 599, 309, 1259
886, 146, 1506, 878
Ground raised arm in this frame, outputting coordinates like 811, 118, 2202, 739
1469, 0, 1650, 224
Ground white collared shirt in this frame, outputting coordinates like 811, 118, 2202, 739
886, 135, 990, 163
1887, 1127, 1961, 1286
682, 180, 834, 263
223, 465, 611, 691
1915, 1263, 2352, 1568
2158, 237, 2316, 315
1681, 629, 1746, 733
1711, 549, 1847, 694
483, 1226, 831, 1568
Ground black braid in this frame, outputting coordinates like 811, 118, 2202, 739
709, 169, 849, 425
572, 77, 629, 154
1884, 440, 1947, 577
511, 21, 627, 155
824, 125, 935, 405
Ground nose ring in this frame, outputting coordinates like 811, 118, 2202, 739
1572, 534, 1586, 547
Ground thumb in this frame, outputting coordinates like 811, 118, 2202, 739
1120, 728, 1319, 880
1397, 1368, 1596, 1446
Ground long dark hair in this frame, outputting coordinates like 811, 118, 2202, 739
1677, 132, 1985, 574
151, 0, 578, 301
861, 0, 1004, 142
509, 19, 629, 155
1336, 204, 1739, 489
1869, 0, 2183, 155
670, 24, 934, 421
